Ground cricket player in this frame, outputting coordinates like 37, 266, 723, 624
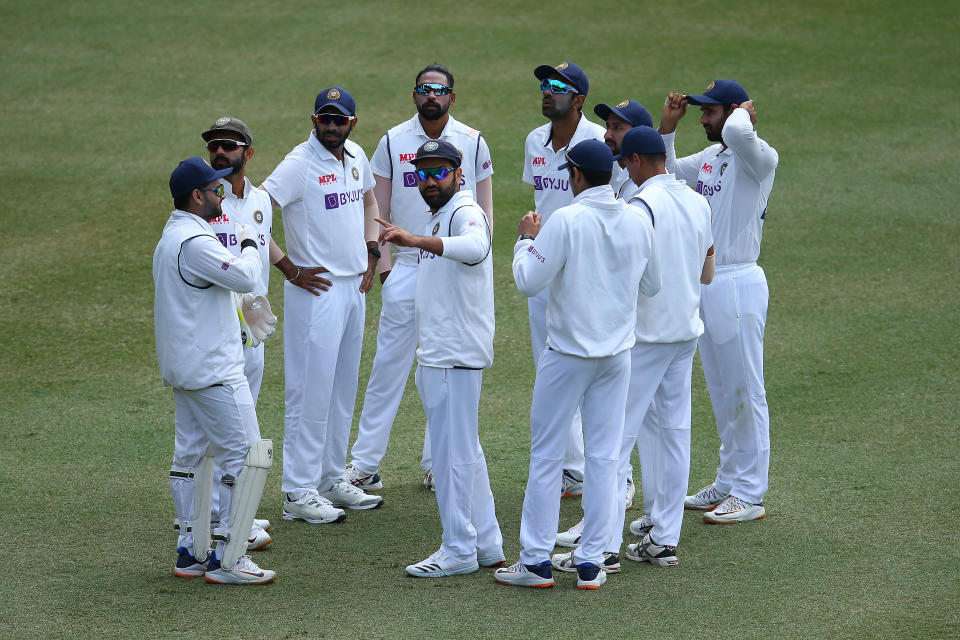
496, 140, 660, 590
659, 79, 779, 523
345, 64, 494, 494
155, 157, 276, 584
261, 86, 383, 523
523, 61, 606, 499
375, 139, 503, 578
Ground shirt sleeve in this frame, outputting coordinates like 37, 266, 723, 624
663, 132, 703, 189
442, 205, 490, 265
359, 151, 376, 193
370, 134, 392, 179
521, 132, 535, 185
179, 235, 262, 293
261, 148, 307, 208
721, 108, 779, 182
475, 135, 494, 181
513, 213, 566, 297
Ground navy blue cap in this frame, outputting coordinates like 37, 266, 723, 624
685, 79, 749, 106
169, 157, 233, 198
594, 100, 653, 128
314, 86, 356, 116
411, 139, 462, 168
613, 126, 666, 160
534, 61, 589, 96
559, 139, 613, 172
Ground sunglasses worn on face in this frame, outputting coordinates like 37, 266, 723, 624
206, 139, 247, 153
199, 184, 225, 197
414, 83, 452, 96
315, 113, 356, 126
416, 167, 454, 181
541, 78, 579, 95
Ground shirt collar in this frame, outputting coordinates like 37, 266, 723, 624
544, 113, 599, 150
572, 183, 615, 204
218, 175, 252, 199
413, 113, 458, 140
173, 209, 214, 231
637, 172, 674, 191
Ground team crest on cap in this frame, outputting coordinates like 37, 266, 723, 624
706, 81, 715, 92
352, 166, 360, 181
424, 141, 439, 152
327, 88, 341, 100
616, 100, 629, 108
215, 116, 230, 127
432, 222, 440, 236
556, 62, 569, 71
254, 210, 264, 224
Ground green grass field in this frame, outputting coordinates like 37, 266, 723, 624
2, 1, 958, 638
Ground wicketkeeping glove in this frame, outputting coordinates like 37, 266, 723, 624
237, 293, 277, 348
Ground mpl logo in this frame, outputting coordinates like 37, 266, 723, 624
399, 153, 417, 163
402, 171, 418, 187
701, 163, 713, 174
318, 174, 337, 185
532, 157, 546, 166
209, 212, 230, 224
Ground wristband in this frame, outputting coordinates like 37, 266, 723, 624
518, 234, 535, 242
367, 245, 382, 260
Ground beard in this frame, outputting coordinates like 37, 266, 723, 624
315, 124, 351, 151
420, 180, 457, 211
200, 194, 222, 221
211, 153, 244, 174
418, 100, 449, 121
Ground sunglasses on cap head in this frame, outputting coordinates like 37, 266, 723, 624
206, 139, 248, 153
415, 167, 454, 181
414, 83, 452, 96
540, 78, 579, 95
314, 112, 356, 126
199, 184, 225, 197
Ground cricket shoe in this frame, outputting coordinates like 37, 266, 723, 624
703, 496, 765, 524
494, 560, 554, 588
253, 518, 271, 531
551, 550, 620, 574
576, 562, 607, 589
423, 468, 435, 492
629, 513, 653, 537
625, 476, 635, 511
174, 547, 210, 578
204, 554, 276, 585
406, 549, 479, 578
561, 469, 583, 498
321, 481, 384, 510
684, 483, 728, 511
478, 551, 506, 568
344, 464, 383, 492
626, 534, 678, 567
282, 493, 346, 524
555, 518, 584, 548
247, 523, 272, 551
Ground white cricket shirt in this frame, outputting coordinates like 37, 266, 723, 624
262, 133, 375, 275
208, 176, 273, 296
153, 210, 261, 390
664, 107, 778, 267
629, 173, 713, 343
415, 190, 494, 369
512, 184, 661, 358
370, 114, 493, 268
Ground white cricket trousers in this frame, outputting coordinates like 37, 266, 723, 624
350, 263, 432, 475
698, 263, 770, 504
528, 287, 585, 475
282, 275, 365, 496
610, 339, 697, 550
170, 381, 261, 550
415, 365, 503, 563
519, 349, 630, 567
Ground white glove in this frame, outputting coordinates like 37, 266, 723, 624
236, 223, 258, 247
237, 293, 277, 348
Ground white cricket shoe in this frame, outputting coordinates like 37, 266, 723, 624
405, 549, 479, 578
282, 493, 346, 524
555, 518, 585, 548
478, 551, 506, 567
625, 534, 678, 567
344, 464, 383, 492
494, 561, 554, 588
703, 495, 766, 524
204, 554, 276, 585
576, 562, 607, 590
625, 476, 635, 511
246, 523, 272, 551
253, 518, 271, 531
551, 550, 620, 574
320, 481, 384, 510
684, 483, 729, 510
629, 513, 653, 537
423, 468, 435, 492
561, 469, 583, 498
174, 547, 210, 578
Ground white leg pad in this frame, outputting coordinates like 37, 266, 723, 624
191, 447, 215, 561
219, 439, 273, 570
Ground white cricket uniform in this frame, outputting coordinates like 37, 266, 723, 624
512, 184, 660, 567
664, 106, 778, 504
522, 114, 606, 476
208, 176, 273, 402
414, 189, 502, 563
349, 115, 493, 476
153, 210, 263, 551
262, 133, 375, 497
605, 173, 713, 550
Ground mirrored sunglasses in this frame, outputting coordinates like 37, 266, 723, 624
416, 167, 454, 181
199, 184, 225, 197
206, 139, 247, 153
315, 113, 356, 126
540, 78, 579, 95
414, 83, 452, 96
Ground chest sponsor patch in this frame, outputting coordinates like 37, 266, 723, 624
532, 157, 546, 167
533, 176, 569, 192
324, 188, 365, 210
318, 174, 337, 185
399, 153, 417, 163
403, 171, 418, 187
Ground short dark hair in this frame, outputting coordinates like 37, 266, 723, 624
173, 193, 192, 211
569, 166, 612, 188
639, 153, 666, 165
416, 63, 454, 88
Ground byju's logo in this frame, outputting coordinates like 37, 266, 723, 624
533, 176, 543, 190
325, 193, 340, 209
403, 171, 418, 187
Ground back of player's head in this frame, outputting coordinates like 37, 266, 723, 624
615, 126, 666, 164
561, 139, 613, 187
